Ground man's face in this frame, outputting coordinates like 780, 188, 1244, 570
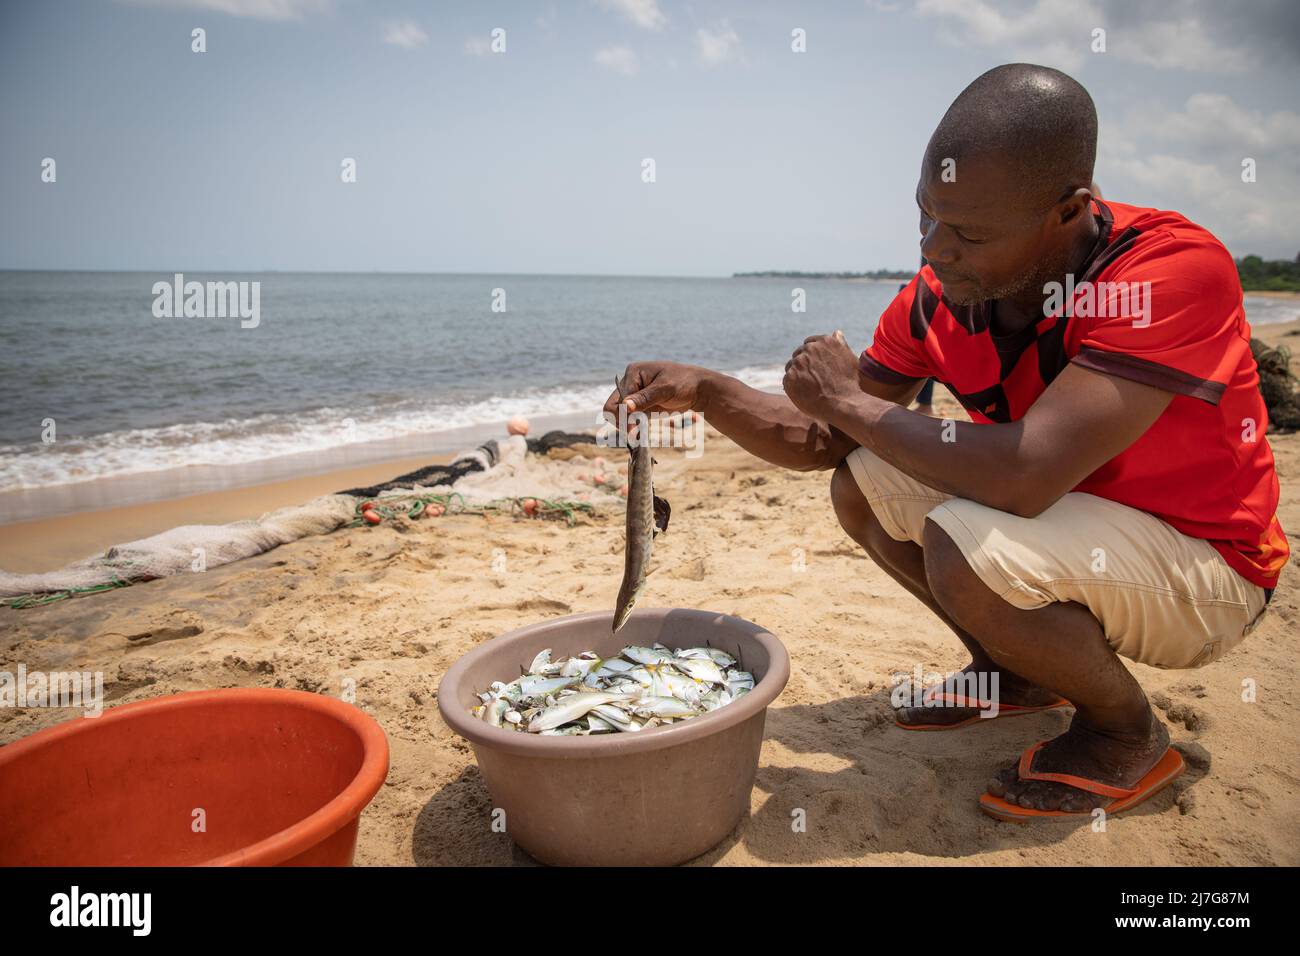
915, 153, 1069, 306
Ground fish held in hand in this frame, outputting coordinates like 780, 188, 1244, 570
612, 375, 671, 633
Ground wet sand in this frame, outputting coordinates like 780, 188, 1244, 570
0, 454, 448, 574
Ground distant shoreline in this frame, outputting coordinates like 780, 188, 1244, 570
733, 271, 914, 281
733, 273, 1300, 298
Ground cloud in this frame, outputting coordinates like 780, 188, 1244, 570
595, 45, 639, 76
912, 0, 1268, 74
464, 36, 491, 56
915, 0, 1100, 70
536, 5, 558, 34
1128, 94, 1300, 153
120, 0, 331, 20
695, 22, 742, 67
593, 0, 666, 32
1110, 15, 1250, 73
1103, 94, 1300, 255
382, 20, 428, 50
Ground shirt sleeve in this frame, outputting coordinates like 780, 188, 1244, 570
1070, 236, 1249, 405
860, 273, 936, 385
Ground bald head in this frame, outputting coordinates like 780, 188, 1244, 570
914, 65, 1102, 306
925, 64, 1097, 213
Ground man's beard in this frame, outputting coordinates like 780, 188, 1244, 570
945, 247, 1075, 307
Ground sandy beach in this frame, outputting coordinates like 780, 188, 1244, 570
2, 321, 1298, 866
0, 453, 450, 574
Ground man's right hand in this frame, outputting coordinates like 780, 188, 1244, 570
602, 359, 867, 471
603, 362, 710, 421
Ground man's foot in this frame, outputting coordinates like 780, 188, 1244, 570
894, 663, 1064, 728
985, 713, 1170, 813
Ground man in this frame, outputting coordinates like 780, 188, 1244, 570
602, 64, 1287, 821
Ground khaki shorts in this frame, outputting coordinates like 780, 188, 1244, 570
845, 446, 1268, 670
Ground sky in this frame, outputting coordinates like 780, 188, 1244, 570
1, 0, 1298, 276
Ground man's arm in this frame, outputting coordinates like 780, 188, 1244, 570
699, 369, 924, 471
603, 362, 924, 472
784, 335, 1174, 517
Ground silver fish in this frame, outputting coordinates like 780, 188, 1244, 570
590, 703, 642, 732
592, 657, 637, 678
603, 678, 649, 697
632, 696, 699, 719
622, 666, 656, 687
622, 645, 675, 665
699, 688, 733, 712
675, 646, 736, 668
528, 691, 632, 733
673, 657, 728, 685
586, 713, 619, 733
612, 375, 671, 633
727, 671, 755, 697
481, 697, 510, 727
472, 644, 754, 734
514, 675, 581, 699
560, 652, 603, 678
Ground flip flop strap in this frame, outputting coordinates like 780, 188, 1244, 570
920, 690, 1066, 711
924, 691, 1055, 711
925, 691, 994, 709
1017, 740, 1140, 799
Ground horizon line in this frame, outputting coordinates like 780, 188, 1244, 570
0, 267, 918, 280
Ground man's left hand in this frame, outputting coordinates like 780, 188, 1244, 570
783, 331, 860, 420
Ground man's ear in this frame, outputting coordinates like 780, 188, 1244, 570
1057, 186, 1093, 226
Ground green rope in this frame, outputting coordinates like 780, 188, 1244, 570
4, 577, 134, 610
350, 493, 597, 527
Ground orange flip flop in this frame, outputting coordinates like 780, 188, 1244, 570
979, 740, 1186, 822
894, 692, 1072, 731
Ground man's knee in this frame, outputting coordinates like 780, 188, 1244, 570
830, 460, 863, 526
922, 517, 1001, 626
831, 460, 889, 555
834, 461, 929, 574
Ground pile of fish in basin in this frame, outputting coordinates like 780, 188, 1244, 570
472, 643, 755, 734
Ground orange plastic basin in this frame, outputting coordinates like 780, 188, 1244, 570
0, 688, 389, 866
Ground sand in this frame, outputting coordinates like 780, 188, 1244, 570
2, 322, 1299, 866
0, 454, 449, 574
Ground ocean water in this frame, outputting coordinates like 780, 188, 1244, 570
0, 272, 897, 493
1, 271, 1295, 498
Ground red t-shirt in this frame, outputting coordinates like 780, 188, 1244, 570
861, 199, 1288, 590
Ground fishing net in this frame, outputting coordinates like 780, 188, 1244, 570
2, 430, 624, 608
338, 432, 604, 497
339, 435, 519, 497
1252, 338, 1300, 433
0, 495, 357, 605
343, 431, 625, 527
528, 431, 605, 457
